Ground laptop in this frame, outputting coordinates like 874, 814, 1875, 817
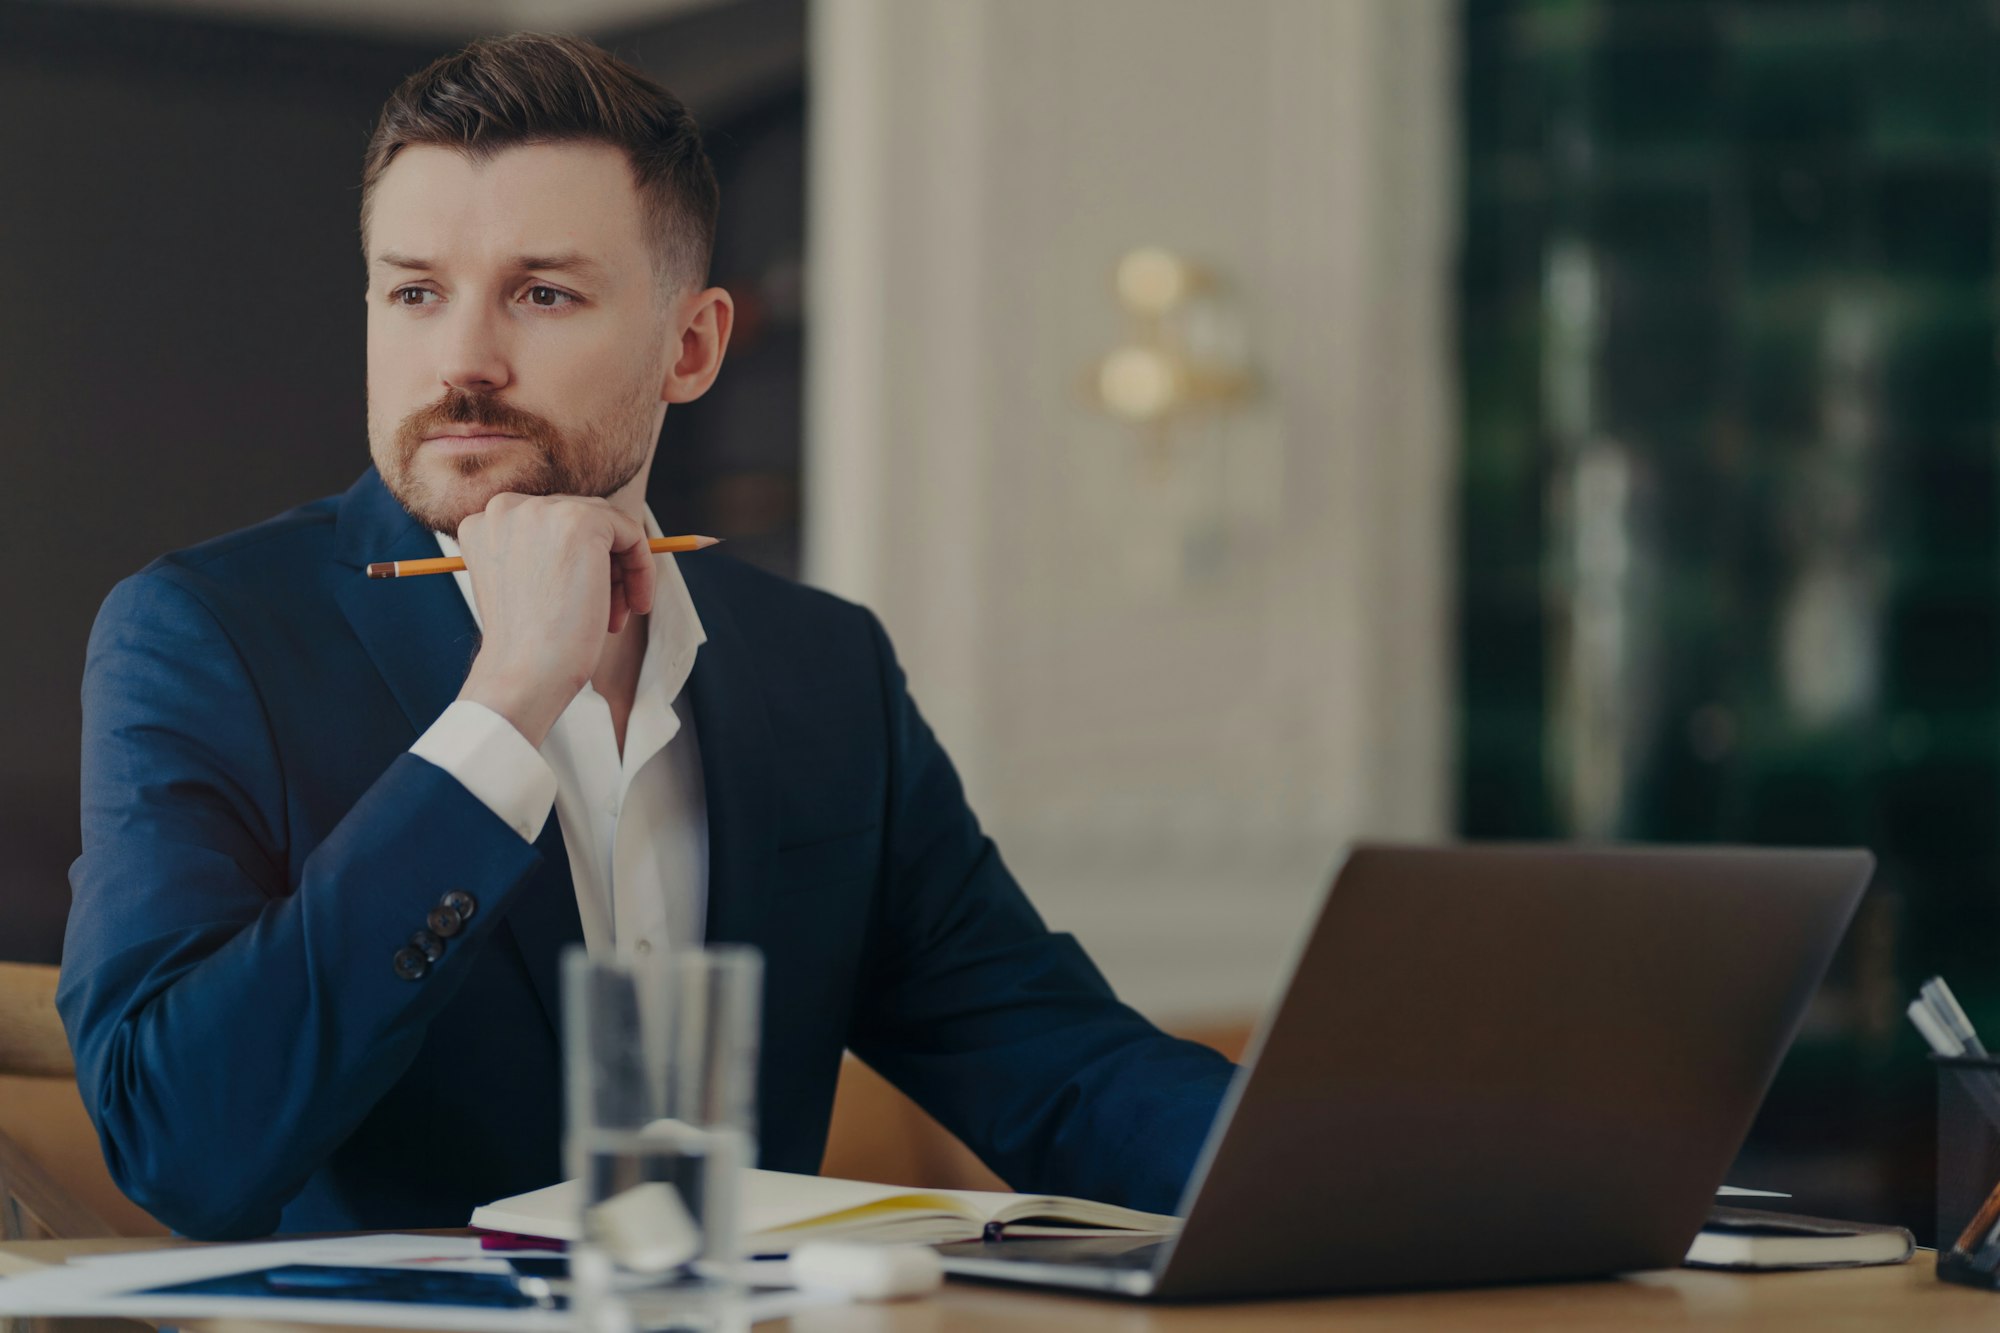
936, 842, 1874, 1300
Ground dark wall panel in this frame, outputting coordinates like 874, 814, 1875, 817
0, 0, 805, 963
0, 4, 430, 962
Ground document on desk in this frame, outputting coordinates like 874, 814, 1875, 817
477, 1167, 1211, 1249
0, 1234, 839, 1330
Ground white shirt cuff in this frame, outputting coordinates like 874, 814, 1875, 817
410, 701, 557, 844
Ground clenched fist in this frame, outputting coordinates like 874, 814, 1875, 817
453, 493, 656, 747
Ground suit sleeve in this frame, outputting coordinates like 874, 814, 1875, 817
844, 612, 1238, 1215
60, 567, 545, 1239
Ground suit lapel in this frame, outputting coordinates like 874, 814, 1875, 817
331, 468, 583, 1038
680, 559, 779, 953
331, 470, 481, 735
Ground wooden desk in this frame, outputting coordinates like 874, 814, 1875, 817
1, 1240, 1992, 1331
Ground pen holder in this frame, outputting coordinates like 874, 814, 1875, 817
1934, 1054, 2000, 1289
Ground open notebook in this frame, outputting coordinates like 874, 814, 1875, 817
475, 1172, 1788, 1258
471, 1169, 1181, 1252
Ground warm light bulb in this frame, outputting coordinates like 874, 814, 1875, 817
1099, 346, 1181, 422
1115, 247, 1196, 317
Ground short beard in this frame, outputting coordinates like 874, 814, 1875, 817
374, 387, 649, 537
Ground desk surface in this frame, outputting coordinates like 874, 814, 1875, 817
1, 1239, 1992, 1331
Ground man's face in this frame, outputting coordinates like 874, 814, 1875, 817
365, 141, 675, 535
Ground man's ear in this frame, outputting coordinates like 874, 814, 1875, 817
661, 287, 735, 405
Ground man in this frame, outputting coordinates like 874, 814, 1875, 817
60, 33, 1235, 1240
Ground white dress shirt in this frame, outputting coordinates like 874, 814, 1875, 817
408, 509, 709, 959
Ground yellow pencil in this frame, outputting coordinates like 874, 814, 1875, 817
366, 535, 721, 579
1955, 1172, 2000, 1254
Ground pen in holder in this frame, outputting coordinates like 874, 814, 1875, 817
1934, 1053, 2000, 1288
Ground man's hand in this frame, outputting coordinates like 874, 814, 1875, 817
454, 493, 656, 747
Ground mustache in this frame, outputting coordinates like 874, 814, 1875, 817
398, 389, 559, 449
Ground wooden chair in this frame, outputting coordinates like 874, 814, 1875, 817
0, 966, 164, 1333
0, 963, 165, 1242
820, 1019, 1254, 1191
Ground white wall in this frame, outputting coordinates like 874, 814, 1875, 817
807, 0, 1458, 1024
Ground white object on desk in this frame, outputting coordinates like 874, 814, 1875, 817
789, 1243, 942, 1300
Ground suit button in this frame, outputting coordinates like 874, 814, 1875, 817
409, 929, 444, 963
441, 890, 478, 922
392, 947, 429, 981
426, 904, 464, 939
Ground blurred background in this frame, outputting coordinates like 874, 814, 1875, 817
4, 0, 1994, 1240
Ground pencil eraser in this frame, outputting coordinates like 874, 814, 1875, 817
788, 1242, 943, 1300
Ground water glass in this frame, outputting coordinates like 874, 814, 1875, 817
563, 944, 762, 1332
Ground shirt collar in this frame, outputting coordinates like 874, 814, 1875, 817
433, 507, 708, 716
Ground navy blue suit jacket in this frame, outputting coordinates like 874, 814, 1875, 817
60, 468, 1235, 1239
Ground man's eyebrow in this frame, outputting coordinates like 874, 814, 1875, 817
513, 253, 606, 277
368, 252, 606, 278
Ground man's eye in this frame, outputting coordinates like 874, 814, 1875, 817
391, 287, 435, 306
525, 286, 576, 308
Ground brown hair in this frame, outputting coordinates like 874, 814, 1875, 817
360, 32, 719, 291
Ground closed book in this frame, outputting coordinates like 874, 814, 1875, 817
1683, 1206, 1915, 1271
471, 1168, 1181, 1254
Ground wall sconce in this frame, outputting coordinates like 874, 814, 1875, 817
1089, 247, 1255, 427
1076, 247, 1269, 593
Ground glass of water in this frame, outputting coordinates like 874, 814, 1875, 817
563, 944, 762, 1333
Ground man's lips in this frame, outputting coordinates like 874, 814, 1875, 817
422, 432, 521, 452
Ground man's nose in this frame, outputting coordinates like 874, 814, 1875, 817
438, 302, 512, 394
